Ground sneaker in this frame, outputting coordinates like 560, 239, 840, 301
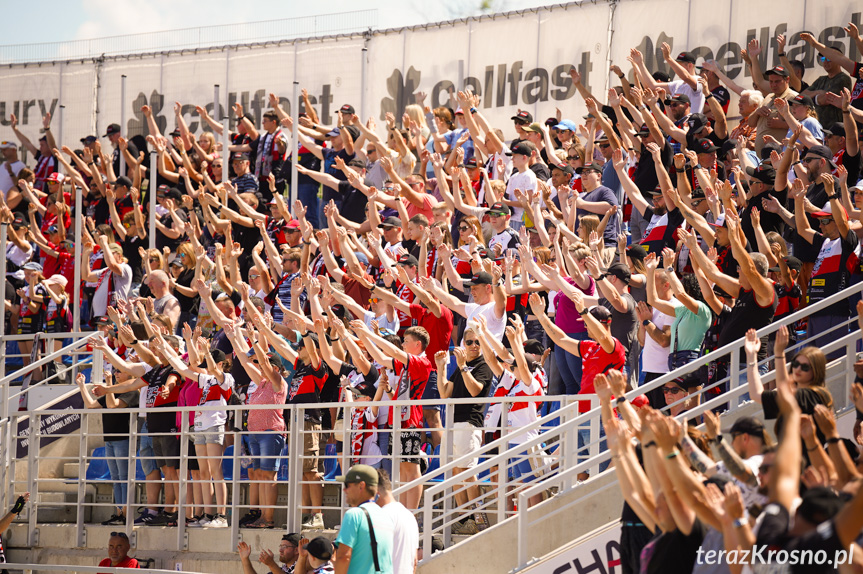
302, 513, 324, 530
207, 514, 228, 528
238, 509, 261, 527
101, 514, 125, 526
452, 519, 479, 535
147, 511, 178, 527
134, 508, 158, 525
186, 515, 205, 528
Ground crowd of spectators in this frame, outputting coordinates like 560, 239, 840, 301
4, 19, 863, 574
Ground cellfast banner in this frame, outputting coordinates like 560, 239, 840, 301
0, 0, 858, 157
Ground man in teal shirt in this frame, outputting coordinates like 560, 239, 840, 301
334, 465, 395, 574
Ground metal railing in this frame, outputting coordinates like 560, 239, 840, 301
503, 282, 863, 571
0, 10, 378, 64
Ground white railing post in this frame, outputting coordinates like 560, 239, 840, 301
517, 490, 529, 566
229, 430, 240, 546
177, 422, 189, 550
76, 410, 88, 547
287, 407, 301, 532
27, 412, 38, 546
588, 397, 599, 477
126, 410, 137, 532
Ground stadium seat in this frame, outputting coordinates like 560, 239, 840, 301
277, 443, 290, 481
322, 443, 340, 480
85, 447, 111, 481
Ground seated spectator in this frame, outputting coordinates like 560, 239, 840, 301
99, 531, 139, 572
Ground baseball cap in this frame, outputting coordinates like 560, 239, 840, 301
112, 175, 133, 188
464, 272, 494, 286
765, 66, 790, 77
463, 157, 479, 169
507, 142, 533, 157
802, 145, 837, 169
811, 201, 847, 219
675, 371, 704, 390
282, 533, 302, 545
665, 93, 691, 105
626, 244, 648, 261
798, 486, 845, 525
676, 51, 696, 64
487, 202, 510, 216
745, 164, 776, 185
22, 261, 43, 272
554, 120, 577, 132
782, 256, 802, 271
588, 305, 612, 323
339, 104, 355, 115
397, 254, 419, 267
231, 152, 250, 161
0, 141, 17, 150
43, 274, 69, 289
523, 339, 545, 357
605, 262, 632, 283
687, 113, 709, 134
511, 110, 533, 123
92, 315, 111, 325
326, 127, 342, 137
11, 215, 27, 229
575, 162, 603, 175
723, 416, 766, 437
825, 122, 846, 138
636, 124, 651, 136
695, 139, 719, 153
80, 135, 97, 144
46, 172, 65, 183
344, 125, 361, 142
169, 258, 184, 268
522, 122, 544, 134
336, 464, 379, 486
789, 94, 815, 108
304, 536, 334, 561
551, 164, 575, 176
720, 139, 737, 160
103, 123, 121, 137
708, 213, 727, 228
285, 219, 301, 230
377, 216, 401, 229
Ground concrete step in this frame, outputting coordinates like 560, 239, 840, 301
63, 462, 80, 479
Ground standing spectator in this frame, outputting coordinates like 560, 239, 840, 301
334, 465, 395, 574
375, 469, 418, 574
0, 141, 26, 211
251, 110, 288, 202
747, 66, 797, 154
9, 112, 56, 192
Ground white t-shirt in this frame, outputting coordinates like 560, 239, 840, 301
667, 78, 707, 114
642, 306, 675, 374
464, 301, 506, 342
363, 309, 399, 334
0, 160, 25, 196
505, 169, 537, 223
7, 241, 32, 281
380, 501, 419, 574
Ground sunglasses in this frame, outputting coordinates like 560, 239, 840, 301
598, 143, 611, 149
464, 339, 480, 346
759, 463, 773, 474
110, 532, 129, 539
149, 257, 160, 262
249, 273, 259, 279
667, 101, 685, 107
514, 120, 528, 126
458, 226, 471, 232
817, 218, 833, 226
662, 386, 685, 395
568, 156, 580, 160
791, 359, 811, 372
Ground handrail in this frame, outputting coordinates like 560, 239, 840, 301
2, 563, 202, 574
0, 332, 100, 387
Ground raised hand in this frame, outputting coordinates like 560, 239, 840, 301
743, 328, 760, 358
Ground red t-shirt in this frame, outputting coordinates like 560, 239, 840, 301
42, 246, 76, 296
99, 556, 139, 571
395, 282, 416, 334
577, 338, 626, 413
389, 354, 432, 429
409, 303, 454, 366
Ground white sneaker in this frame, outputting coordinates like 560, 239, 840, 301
207, 515, 228, 528
196, 516, 212, 527
302, 513, 324, 530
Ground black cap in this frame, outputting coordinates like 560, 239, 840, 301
745, 164, 776, 185
675, 371, 703, 390
636, 124, 651, 136
507, 142, 533, 157
720, 139, 737, 160
605, 262, 631, 283
783, 256, 802, 271
350, 381, 378, 399
463, 157, 479, 169
282, 533, 302, 545
169, 128, 181, 138
93, 315, 111, 325
523, 339, 545, 357
378, 216, 401, 228
339, 104, 355, 115
802, 145, 837, 169
676, 51, 696, 64
103, 123, 121, 137
164, 187, 183, 201
304, 536, 334, 561
626, 244, 647, 261
695, 139, 719, 153
231, 152, 250, 161
80, 135, 97, 144
511, 110, 533, 123
825, 122, 846, 138
575, 162, 603, 175
487, 202, 510, 216
551, 163, 575, 176
723, 416, 766, 437
588, 305, 612, 323
112, 175, 133, 189
11, 215, 27, 229
789, 94, 815, 108
687, 113, 709, 134
798, 486, 844, 525
665, 93, 691, 105
765, 66, 790, 78
690, 186, 706, 200
464, 272, 494, 286
397, 254, 419, 267
344, 125, 361, 142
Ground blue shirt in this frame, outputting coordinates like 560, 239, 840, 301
334, 502, 395, 574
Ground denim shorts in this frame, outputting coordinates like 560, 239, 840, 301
138, 422, 157, 476
246, 431, 286, 472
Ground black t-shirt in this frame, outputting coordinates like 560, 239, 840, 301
142, 365, 182, 433
121, 233, 146, 284
155, 209, 187, 252
97, 392, 140, 439
173, 268, 198, 313
718, 286, 777, 349
337, 180, 370, 225
793, 176, 840, 263
756, 502, 845, 574
762, 386, 833, 442
641, 519, 706, 574
741, 186, 788, 248
839, 148, 861, 185
602, 293, 637, 354
529, 162, 551, 182
632, 140, 672, 194
450, 356, 494, 427
112, 140, 139, 177
289, 358, 329, 424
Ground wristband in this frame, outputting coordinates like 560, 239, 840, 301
665, 450, 679, 460
732, 517, 748, 529
11, 496, 25, 515
129, 339, 139, 346
705, 93, 714, 100
578, 308, 590, 316
302, 240, 311, 245
618, 74, 625, 79
642, 319, 651, 327
460, 366, 469, 372
644, 441, 657, 449
776, 52, 785, 57
469, 107, 477, 114
615, 396, 627, 405
825, 437, 842, 444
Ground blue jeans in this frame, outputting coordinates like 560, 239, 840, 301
577, 423, 609, 474
298, 183, 320, 229
555, 331, 589, 395
105, 439, 130, 510
138, 422, 157, 476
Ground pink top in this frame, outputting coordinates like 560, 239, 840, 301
554, 276, 595, 334
176, 354, 201, 431
247, 379, 287, 433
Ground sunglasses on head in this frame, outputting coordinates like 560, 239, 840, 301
110, 531, 129, 539
791, 359, 811, 372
